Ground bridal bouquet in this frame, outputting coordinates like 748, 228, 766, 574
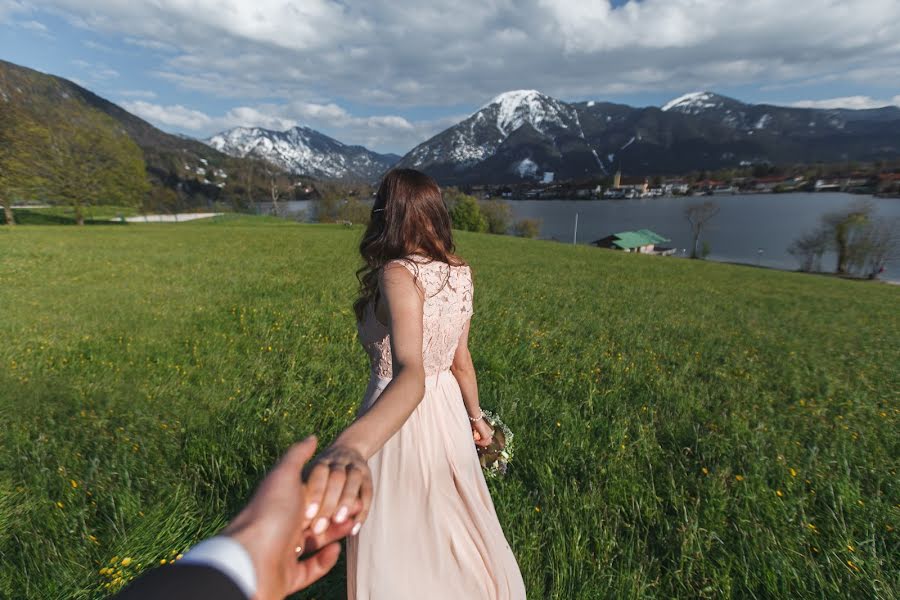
477, 410, 514, 479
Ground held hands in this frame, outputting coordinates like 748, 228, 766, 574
303, 443, 373, 540
471, 415, 493, 448
222, 437, 361, 600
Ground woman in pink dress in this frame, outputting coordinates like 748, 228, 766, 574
304, 169, 526, 599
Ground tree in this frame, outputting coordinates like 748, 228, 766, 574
788, 228, 830, 272
850, 217, 900, 279
264, 161, 286, 216
0, 99, 41, 226
337, 197, 371, 225
821, 201, 873, 274
238, 155, 256, 212
684, 200, 720, 259
449, 193, 487, 232
314, 182, 346, 223
512, 218, 541, 238
480, 199, 512, 234
43, 109, 148, 225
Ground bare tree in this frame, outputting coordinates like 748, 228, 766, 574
264, 161, 285, 216
788, 228, 830, 272
851, 217, 900, 279
684, 200, 720, 259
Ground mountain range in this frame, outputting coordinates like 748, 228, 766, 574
206, 126, 399, 182
394, 90, 900, 184
4, 57, 900, 198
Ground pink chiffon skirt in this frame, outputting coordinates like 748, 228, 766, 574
346, 370, 526, 599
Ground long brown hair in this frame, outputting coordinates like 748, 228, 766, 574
353, 168, 464, 321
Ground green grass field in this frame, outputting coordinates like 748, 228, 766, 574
0, 218, 897, 599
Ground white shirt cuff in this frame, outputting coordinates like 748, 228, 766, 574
182, 535, 257, 598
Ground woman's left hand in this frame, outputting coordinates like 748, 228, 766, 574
303, 444, 373, 537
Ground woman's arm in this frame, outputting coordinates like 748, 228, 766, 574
451, 319, 492, 447
302, 262, 426, 533
332, 262, 426, 458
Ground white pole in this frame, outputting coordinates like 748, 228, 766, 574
573, 212, 579, 245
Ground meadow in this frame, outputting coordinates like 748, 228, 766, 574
0, 217, 897, 599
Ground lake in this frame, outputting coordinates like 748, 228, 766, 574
263, 193, 900, 282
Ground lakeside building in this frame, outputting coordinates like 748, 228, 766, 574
591, 229, 675, 255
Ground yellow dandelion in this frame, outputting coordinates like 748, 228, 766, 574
534, 506, 541, 513
789, 468, 797, 477
735, 475, 744, 482
847, 544, 855, 552
70, 480, 78, 489
701, 467, 709, 475
555, 421, 561, 427
176, 554, 183, 560
56, 501, 64, 509
121, 557, 132, 567
160, 559, 167, 565
776, 490, 783, 497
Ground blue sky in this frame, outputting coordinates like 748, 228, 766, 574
2, 1, 899, 155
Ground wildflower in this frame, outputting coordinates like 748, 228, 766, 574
121, 558, 132, 567
159, 559, 167, 565
701, 467, 709, 475
176, 554, 183, 560
70, 480, 78, 489
847, 544, 855, 552
555, 421, 561, 428
776, 490, 783, 497
735, 475, 744, 482
789, 468, 797, 477
56, 501, 64, 509
534, 506, 541, 513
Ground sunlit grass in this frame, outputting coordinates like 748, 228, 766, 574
0, 218, 897, 598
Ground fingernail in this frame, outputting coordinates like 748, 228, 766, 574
305, 503, 319, 520
334, 506, 348, 524
313, 517, 328, 535
351, 522, 361, 536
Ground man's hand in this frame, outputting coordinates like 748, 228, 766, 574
221, 437, 358, 600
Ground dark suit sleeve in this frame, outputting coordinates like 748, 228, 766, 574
112, 564, 248, 600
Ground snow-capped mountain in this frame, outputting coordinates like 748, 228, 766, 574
395, 90, 900, 184
206, 126, 399, 181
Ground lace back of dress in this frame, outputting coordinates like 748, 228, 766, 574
358, 256, 473, 379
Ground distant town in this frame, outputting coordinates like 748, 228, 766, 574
457, 161, 900, 201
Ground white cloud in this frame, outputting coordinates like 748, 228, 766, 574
121, 101, 213, 130
791, 96, 900, 110
70, 58, 119, 80
119, 98, 454, 152
15, 0, 900, 152
19, 18, 46, 31
116, 89, 158, 99
25, 0, 900, 109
